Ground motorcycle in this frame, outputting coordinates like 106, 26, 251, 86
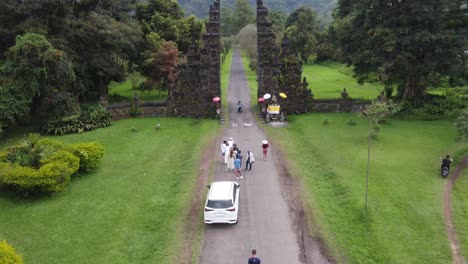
441, 166, 449, 178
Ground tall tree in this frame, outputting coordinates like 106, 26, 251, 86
233, 0, 255, 35
285, 7, 320, 62
0, 0, 143, 100
136, 0, 203, 54
221, 7, 235, 37
335, 0, 468, 97
0, 33, 75, 127
141, 36, 178, 95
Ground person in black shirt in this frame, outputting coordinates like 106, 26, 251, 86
248, 249, 261, 264
441, 155, 453, 172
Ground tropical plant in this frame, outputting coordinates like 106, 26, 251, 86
0, 240, 23, 264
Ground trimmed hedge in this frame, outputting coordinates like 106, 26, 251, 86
0, 240, 23, 264
0, 135, 104, 194
71, 143, 104, 172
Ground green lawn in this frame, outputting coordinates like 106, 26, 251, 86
266, 113, 460, 263
0, 117, 218, 264
108, 80, 167, 103
303, 62, 382, 99
452, 169, 468, 257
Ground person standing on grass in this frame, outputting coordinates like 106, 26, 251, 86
227, 150, 235, 171
220, 140, 227, 158
245, 150, 254, 171
248, 249, 261, 264
261, 140, 269, 160
234, 156, 243, 179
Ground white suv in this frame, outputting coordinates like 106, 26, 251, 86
204, 181, 240, 224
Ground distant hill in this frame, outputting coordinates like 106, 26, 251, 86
177, 0, 337, 19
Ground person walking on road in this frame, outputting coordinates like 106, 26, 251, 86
234, 156, 243, 179
227, 150, 235, 171
248, 249, 261, 264
245, 150, 254, 171
228, 137, 234, 148
224, 142, 231, 164
261, 140, 269, 160
220, 140, 227, 158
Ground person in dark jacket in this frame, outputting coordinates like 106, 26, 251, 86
248, 249, 261, 264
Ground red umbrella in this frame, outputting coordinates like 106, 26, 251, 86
257, 97, 265, 103
212, 96, 221, 102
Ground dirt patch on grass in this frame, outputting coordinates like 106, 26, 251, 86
176, 134, 220, 264
444, 156, 468, 264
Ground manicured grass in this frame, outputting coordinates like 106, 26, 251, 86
452, 169, 468, 257
108, 79, 167, 102
240, 51, 258, 108
0, 117, 218, 264
303, 62, 382, 99
221, 49, 233, 121
266, 114, 460, 263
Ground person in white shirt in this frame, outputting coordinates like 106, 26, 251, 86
245, 150, 255, 171
220, 140, 227, 158
228, 137, 234, 148
224, 143, 231, 164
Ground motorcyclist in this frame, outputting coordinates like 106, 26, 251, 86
441, 155, 453, 174
237, 101, 243, 113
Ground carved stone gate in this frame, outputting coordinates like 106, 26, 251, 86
167, 0, 221, 118
167, 0, 315, 118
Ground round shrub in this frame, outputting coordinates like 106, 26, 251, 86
0, 137, 79, 194
71, 142, 104, 172
0, 240, 23, 264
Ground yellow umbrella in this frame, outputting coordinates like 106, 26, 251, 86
279, 92, 287, 98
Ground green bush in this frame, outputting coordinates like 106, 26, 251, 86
1, 161, 74, 193
41, 105, 112, 135
0, 136, 103, 194
0, 240, 23, 264
71, 143, 104, 172
129, 103, 141, 117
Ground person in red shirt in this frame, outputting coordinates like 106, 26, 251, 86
261, 140, 269, 161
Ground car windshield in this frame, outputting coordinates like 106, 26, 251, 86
207, 199, 233, 209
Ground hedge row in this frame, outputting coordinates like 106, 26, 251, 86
0, 135, 104, 194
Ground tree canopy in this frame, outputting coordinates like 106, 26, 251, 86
335, 0, 468, 97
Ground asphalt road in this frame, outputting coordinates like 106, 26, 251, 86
199, 48, 302, 264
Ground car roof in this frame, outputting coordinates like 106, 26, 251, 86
208, 181, 236, 200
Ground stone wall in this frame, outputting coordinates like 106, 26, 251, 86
107, 101, 167, 120
312, 99, 371, 113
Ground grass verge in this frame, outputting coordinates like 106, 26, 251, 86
240, 50, 258, 110
0, 117, 218, 264
221, 49, 233, 125
266, 113, 460, 263
452, 166, 468, 257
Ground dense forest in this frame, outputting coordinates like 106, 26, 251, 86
178, 0, 337, 18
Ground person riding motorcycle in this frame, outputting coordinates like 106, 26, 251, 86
441, 155, 453, 177
237, 101, 243, 113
